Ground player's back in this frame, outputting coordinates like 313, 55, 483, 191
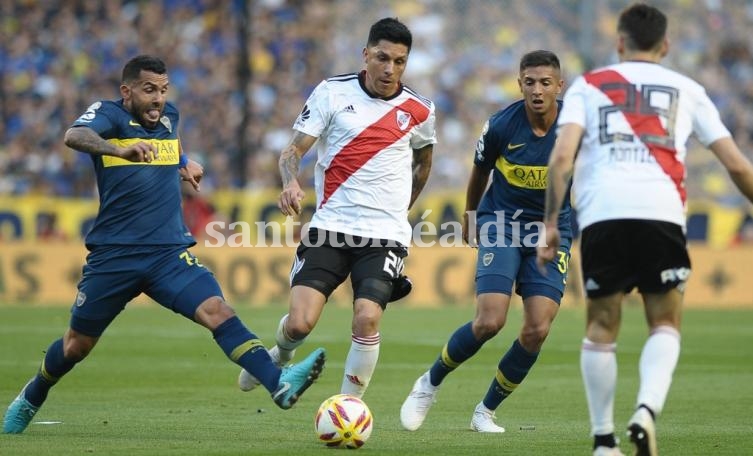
561, 61, 730, 230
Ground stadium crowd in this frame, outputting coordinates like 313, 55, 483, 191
2, 0, 753, 207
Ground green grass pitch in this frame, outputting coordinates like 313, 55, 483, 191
1, 303, 752, 455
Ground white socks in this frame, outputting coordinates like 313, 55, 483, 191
581, 338, 617, 435
341, 333, 380, 398
637, 325, 681, 414
581, 325, 681, 437
275, 314, 302, 363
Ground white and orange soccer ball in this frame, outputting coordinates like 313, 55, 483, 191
314, 394, 373, 449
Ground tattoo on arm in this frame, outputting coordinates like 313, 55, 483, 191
409, 145, 433, 209
279, 146, 301, 188
64, 127, 120, 156
279, 131, 316, 187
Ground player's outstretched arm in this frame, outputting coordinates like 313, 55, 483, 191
278, 130, 317, 216
64, 126, 156, 162
709, 136, 753, 204
409, 144, 433, 209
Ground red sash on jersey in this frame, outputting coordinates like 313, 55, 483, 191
585, 70, 686, 203
320, 98, 430, 208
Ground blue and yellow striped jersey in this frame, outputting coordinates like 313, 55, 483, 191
71, 99, 194, 247
474, 99, 572, 237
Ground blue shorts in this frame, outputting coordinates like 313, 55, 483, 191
475, 227, 572, 303
70, 245, 223, 336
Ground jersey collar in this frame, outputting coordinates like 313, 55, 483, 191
358, 70, 403, 101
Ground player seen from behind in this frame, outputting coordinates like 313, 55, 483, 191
538, 3, 753, 455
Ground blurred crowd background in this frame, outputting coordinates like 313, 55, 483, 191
2, 0, 753, 206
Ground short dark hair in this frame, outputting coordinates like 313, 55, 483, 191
519, 50, 560, 73
122, 55, 167, 83
367, 17, 412, 51
618, 3, 667, 52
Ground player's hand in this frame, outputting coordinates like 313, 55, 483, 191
180, 159, 203, 192
118, 141, 157, 163
536, 224, 560, 274
279, 182, 305, 216
462, 212, 478, 248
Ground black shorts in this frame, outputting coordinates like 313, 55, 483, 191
290, 228, 408, 308
580, 219, 691, 298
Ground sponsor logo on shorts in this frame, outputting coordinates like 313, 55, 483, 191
585, 278, 600, 291
660, 267, 691, 284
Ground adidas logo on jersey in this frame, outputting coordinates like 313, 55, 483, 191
342, 104, 356, 114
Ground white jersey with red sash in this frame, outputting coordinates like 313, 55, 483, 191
293, 71, 436, 246
558, 61, 730, 231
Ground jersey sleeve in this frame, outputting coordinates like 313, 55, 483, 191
71, 101, 117, 138
691, 86, 731, 146
473, 116, 503, 171
409, 104, 437, 150
292, 80, 329, 138
558, 75, 588, 129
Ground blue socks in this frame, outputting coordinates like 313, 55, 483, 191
23, 318, 281, 406
482, 339, 538, 409
24, 338, 78, 407
212, 316, 280, 392
429, 322, 484, 386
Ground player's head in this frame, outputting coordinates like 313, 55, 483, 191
120, 55, 169, 128
519, 50, 561, 74
362, 18, 412, 98
518, 50, 563, 116
617, 3, 668, 57
367, 17, 412, 51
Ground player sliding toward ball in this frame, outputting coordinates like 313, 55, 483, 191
3, 55, 325, 435
400, 50, 571, 434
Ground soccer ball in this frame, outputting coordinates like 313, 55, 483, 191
314, 394, 373, 449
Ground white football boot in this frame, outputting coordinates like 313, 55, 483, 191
469, 401, 505, 433
399, 372, 438, 431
